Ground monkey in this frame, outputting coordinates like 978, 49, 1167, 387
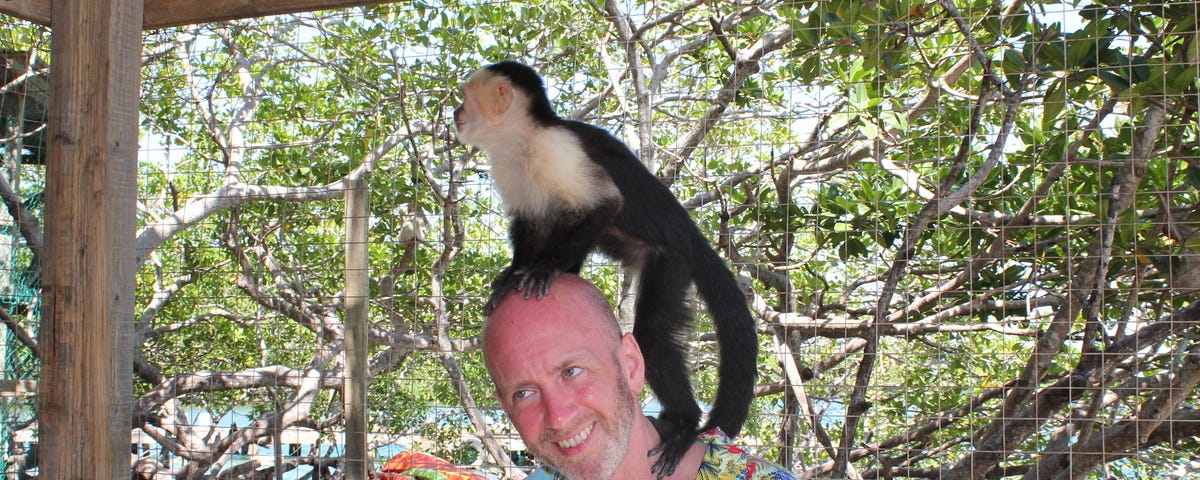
454, 61, 758, 478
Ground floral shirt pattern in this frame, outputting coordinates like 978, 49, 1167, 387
695, 428, 797, 480
537, 428, 797, 479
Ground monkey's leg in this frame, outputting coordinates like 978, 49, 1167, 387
632, 254, 701, 478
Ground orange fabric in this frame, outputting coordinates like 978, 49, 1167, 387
376, 451, 487, 480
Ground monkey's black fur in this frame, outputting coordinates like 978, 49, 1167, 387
479, 61, 759, 478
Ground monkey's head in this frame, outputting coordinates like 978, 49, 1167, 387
454, 61, 558, 149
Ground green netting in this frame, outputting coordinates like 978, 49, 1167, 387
0, 160, 41, 476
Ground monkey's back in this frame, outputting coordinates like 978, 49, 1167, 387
558, 120, 707, 256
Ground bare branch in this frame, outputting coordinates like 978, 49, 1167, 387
948, 299, 1200, 479
0, 305, 37, 357
1025, 350, 1200, 479
0, 173, 40, 262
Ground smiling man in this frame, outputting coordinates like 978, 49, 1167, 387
482, 274, 796, 480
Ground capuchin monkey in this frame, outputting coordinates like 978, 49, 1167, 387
454, 61, 758, 478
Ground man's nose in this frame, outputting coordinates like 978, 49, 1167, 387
541, 387, 577, 429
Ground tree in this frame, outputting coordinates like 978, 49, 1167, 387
1, 0, 1197, 478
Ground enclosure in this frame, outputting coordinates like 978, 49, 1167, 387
1, 0, 1199, 478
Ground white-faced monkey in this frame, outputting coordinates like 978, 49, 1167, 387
455, 61, 758, 478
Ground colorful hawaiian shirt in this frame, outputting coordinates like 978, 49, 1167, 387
535, 428, 797, 479
695, 428, 797, 480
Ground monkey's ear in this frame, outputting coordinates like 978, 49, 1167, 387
489, 79, 514, 118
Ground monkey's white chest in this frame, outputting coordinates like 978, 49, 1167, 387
487, 127, 603, 217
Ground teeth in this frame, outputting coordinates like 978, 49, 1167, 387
558, 424, 593, 449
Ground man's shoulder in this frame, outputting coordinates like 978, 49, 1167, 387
697, 428, 798, 480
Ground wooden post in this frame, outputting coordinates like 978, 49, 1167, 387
38, 1, 139, 478
344, 177, 370, 478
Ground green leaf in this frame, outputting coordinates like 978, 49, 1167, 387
1043, 79, 1066, 131
1079, 5, 1108, 21
1167, 63, 1199, 93
857, 118, 880, 139
1186, 163, 1200, 188
1002, 48, 1026, 73
881, 110, 908, 133
849, 82, 869, 108
1066, 35, 1096, 69
1098, 70, 1131, 90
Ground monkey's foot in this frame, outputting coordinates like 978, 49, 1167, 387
484, 269, 520, 315
483, 288, 510, 315
648, 419, 699, 479
513, 266, 559, 300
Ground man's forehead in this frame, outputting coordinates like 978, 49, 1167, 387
493, 344, 598, 387
486, 312, 605, 360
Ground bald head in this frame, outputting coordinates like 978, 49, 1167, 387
482, 275, 658, 479
482, 274, 623, 373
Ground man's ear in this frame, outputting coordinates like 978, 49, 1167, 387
618, 333, 646, 394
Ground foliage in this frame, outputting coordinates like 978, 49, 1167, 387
2, 0, 1199, 478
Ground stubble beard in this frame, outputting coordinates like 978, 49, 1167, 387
535, 377, 639, 480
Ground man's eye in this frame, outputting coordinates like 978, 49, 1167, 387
563, 367, 583, 378
513, 389, 534, 401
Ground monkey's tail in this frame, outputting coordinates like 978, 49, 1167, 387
691, 242, 758, 438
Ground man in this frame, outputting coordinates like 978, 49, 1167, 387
482, 274, 796, 479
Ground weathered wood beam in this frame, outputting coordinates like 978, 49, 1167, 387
143, 0, 406, 29
2, 1, 406, 29
38, 0, 139, 478
344, 177, 370, 479
0, 0, 51, 25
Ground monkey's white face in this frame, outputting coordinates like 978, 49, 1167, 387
453, 70, 509, 148
452, 83, 483, 144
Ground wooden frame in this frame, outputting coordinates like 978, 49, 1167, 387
2, 0, 399, 29
37, 2, 140, 477
0, 0, 404, 477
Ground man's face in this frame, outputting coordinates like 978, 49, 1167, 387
486, 309, 643, 480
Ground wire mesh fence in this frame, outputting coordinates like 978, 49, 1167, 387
2, 0, 1199, 478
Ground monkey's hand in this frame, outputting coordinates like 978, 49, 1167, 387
648, 418, 700, 479
484, 268, 520, 315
